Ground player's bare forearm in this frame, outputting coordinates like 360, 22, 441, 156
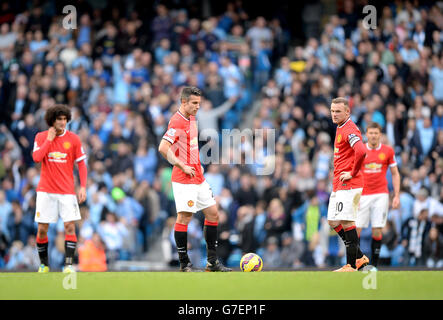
77, 186, 87, 204
391, 165, 401, 208
158, 139, 196, 177
391, 167, 401, 197
350, 140, 366, 177
158, 139, 185, 171
77, 159, 88, 188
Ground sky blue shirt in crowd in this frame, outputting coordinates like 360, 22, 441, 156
204, 172, 225, 197
0, 201, 12, 240
134, 147, 158, 185
112, 59, 130, 104
419, 126, 435, 155
219, 63, 243, 98
77, 25, 91, 48
29, 39, 49, 60
399, 47, 420, 64
430, 66, 443, 101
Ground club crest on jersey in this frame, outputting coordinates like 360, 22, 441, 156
187, 200, 194, 207
63, 142, 71, 149
378, 153, 386, 160
36, 211, 40, 217
167, 128, 176, 137
337, 134, 342, 143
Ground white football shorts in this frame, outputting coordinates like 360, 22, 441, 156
327, 188, 363, 222
35, 192, 81, 223
356, 193, 389, 228
172, 180, 216, 213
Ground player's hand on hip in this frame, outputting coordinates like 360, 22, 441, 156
339, 171, 352, 182
392, 195, 400, 209
77, 187, 87, 204
182, 165, 196, 177
47, 127, 57, 141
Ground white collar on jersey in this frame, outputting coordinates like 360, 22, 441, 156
58, 129, 67, 137
338, 117, 351, 128
177, 110, 190, 121
366, 142, 382, 150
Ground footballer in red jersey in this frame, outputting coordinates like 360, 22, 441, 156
327, 97, 368, 272
158, 86, 231, 272
356, 122, 401, 269
33, 105, 87, 273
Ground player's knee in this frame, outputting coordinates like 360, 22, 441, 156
37, 229, 47, 238
206, 211, 219, 222
64, 222, 76, 234
328, 220, 339, 228
372, 228, 382, 238
37, 224, 49, 237
177, 212, 192, 225
203, 205, 218, 222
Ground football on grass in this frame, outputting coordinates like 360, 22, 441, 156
240, 253, 263, 272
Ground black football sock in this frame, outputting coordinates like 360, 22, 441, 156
334, 224, 363, 259
64, 234, 77, 266
36, 235, 49, 266
204, 220, 218, 264
175, 223, 189, 266
344, 226, 359, 269
371, 235, 382, 267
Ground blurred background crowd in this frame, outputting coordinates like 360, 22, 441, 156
0, 0, 442, 271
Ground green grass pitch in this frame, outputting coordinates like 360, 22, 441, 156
1, 271, 442, 300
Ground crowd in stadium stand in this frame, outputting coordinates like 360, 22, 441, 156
0, 0, 442, 271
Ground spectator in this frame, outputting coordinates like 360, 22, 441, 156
430, 55, 443, 102
401, 208, 432, 266
264, 198, 287, 245
279, 231, 304, 269
246, 16, 272, 56
6, 200, 35, 245
49, 231, 65, 270
234, 173, 258, 207
134, 138, 158, 185
78, 232, 107, 272
378, 219, 402, 266
215, 208, 232, 265
423, 226, 443, 268
236, 205, 256, 254
197, 97, 237, 142
0, 190, 12, 240
97, 211, 129, 263
262, 236, 280, 269
151, 4, 173, 46
204, 164, 225, 197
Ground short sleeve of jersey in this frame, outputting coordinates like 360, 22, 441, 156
345, 128, 361, 148
388, 147, 397, 167
33, 132, 43, 152
74, 135, 87, 163
163, 119, 180, 144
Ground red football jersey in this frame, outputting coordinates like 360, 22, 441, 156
33, 130, 87, 194
361, 143, 397, 195
333, 118, 365, 191
162, 111, 205, 184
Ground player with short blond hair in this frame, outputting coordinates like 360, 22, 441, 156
328, 97, 369, 272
